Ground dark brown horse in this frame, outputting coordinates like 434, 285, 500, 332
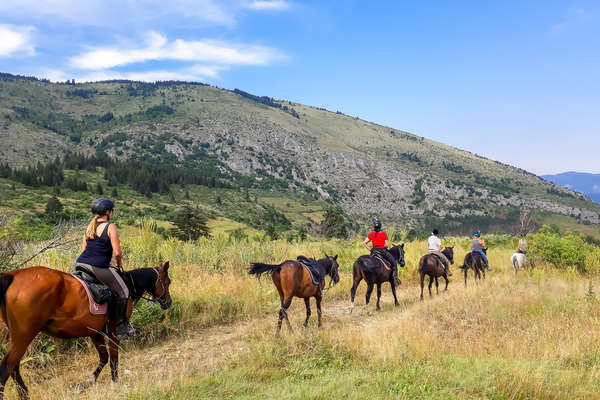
249, 255, 339, 334
418, 247, 454, 300
460, 251, 489, 287
0, 262, 172, 399
349, 244, 405, 313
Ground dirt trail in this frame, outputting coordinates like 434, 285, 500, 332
18, 278, 465, 399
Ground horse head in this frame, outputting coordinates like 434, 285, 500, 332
151, 261, 173, 310
390, 243, 406, 267
323, 253, 340, 284
443, 246, 454, 265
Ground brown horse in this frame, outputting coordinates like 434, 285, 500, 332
0, 262, 172, 399
349, 244, 405, 313
418, 247, 454, 300
460, 251, 489, 287
249, 255, 339, 334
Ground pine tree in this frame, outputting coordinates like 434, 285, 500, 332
171, 206, 210, 241
322, 206, 348, 239
96, 182, 104, 195
111, 187, 118, 198
45, 196, 63, 215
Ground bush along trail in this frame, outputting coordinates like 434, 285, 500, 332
1, 222, 600, 399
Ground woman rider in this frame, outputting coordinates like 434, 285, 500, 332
75, 198, 135, 340
471, 231, 489, 265
363, 219, 400, 285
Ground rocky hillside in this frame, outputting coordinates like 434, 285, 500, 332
1, 73, 599, 232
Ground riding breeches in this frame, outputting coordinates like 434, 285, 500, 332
428, 250, 449, 267
89, 266, 129, 300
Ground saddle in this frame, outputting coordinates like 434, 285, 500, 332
297, 256, 325, 285
71, 265, 113, 304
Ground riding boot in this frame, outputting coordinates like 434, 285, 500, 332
445, 263, 453, 277
114, 299, 136, 341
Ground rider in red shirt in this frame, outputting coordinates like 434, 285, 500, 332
363, 219, 400, 285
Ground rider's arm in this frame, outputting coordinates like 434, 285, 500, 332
108, 224, 123, 268
480, 239, 486, 248
81, 233, 87, 251
363, 237, 371, 251
384, 239, 389, 249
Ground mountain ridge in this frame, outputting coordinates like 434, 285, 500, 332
1, 72, 599, 233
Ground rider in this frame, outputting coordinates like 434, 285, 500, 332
427, 228, 452, 276
471, 231, 489, 265
517, 233, 528, 254
363, 219, 400, 285
75, 198, 135, 340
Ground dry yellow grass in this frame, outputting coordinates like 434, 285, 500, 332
4, 226, 600, 399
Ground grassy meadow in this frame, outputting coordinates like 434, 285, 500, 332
2, 222, 600, 399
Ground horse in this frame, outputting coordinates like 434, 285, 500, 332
349, 244, 405, 313
511, 252, 528, 274
460, 250, 489, 286
418, 247, 454, 300
248, 255, 340, 334
0, 261, 172, 400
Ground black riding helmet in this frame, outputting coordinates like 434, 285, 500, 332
91, 198, 115, 215
432, 228, 439, 235
373, 219, 382, 232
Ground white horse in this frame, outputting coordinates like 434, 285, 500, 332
510, 252, 528, 274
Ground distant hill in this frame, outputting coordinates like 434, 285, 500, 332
542, 172, 600, 204
1, 72, 599, 235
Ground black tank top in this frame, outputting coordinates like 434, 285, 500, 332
76, 223, 113, 268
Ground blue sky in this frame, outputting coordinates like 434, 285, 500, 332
1, 1, 598, 175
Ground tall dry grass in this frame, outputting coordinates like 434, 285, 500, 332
4, 222, 600, 399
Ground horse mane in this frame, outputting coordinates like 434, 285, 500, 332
124, 268, 158, 301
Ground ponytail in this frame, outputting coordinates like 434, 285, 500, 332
85, 215, 101, 240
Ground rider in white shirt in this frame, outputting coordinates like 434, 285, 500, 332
428, 229, 452, 276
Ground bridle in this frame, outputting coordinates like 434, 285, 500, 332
134, 267, 170, 308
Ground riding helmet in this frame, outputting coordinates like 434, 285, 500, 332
373, 219, 382, 231
91, 198, 115, 215
432, 228, 439, 235
474, 231, 481, 237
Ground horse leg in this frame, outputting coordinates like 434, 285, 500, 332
365, 283, 374, 307
464, 267, 468, 288
281, 297, 293, 333
428, 276, 433, 297
435, 277, 439, 295
72, 333, 108, 392
315, 293, 323, 328
376, 284, 382, 311
420, 272, 425, 300
0, 331, 37, 400
303, 298, 311, 328
391, 281, 399, 306
106, 329, 120, 383
443, 275, 449, 292
349, 271, 362, 314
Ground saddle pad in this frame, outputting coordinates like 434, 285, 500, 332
298, 259, 323, 286
373, 254, 391, 270
72, 276, 108, 315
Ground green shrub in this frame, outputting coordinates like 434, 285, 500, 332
528, 225, 592, 270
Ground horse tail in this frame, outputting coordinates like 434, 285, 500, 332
248, 262, 282, 279
511, 254, 519, 272
0, 273, 14, 308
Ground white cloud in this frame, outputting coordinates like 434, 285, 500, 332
246, 1, 290, 10
70, 31, 286, 70
0, 24, 35, 57
593, 185, 600, 193
0, 0, 244, 27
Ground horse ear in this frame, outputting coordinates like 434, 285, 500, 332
163, 261, 170, 271
324, 253, 329, 259
334, 254, 338, 260
401, 243, 405, 248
